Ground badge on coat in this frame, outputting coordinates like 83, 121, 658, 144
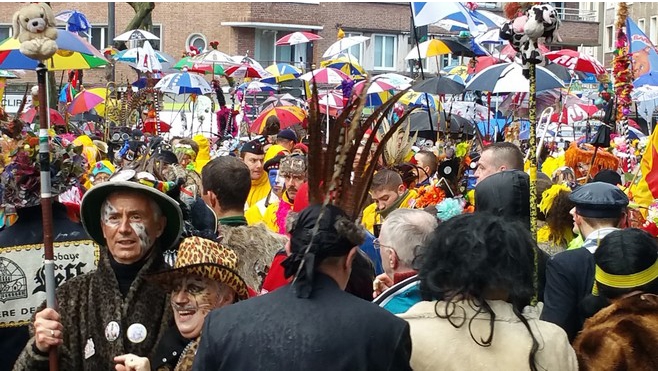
127, 323, 147, 343
84, 338, 95, 359
105, 321, 120, 342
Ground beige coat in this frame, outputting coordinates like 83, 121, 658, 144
398, 300, 578, 371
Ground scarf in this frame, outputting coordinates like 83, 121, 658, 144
377, 190, 410, 220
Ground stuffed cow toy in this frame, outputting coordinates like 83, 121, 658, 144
12, 2, 58, 61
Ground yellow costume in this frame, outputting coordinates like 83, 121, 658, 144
193, 134, 211, 173
246, 171, 271, 209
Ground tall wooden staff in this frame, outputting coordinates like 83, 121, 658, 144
37, 62, 59, 371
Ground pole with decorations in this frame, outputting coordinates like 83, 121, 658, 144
613, 2, 634, 172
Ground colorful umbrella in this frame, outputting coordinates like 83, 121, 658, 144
21, 107, 65, 126
276, 31, 323, 46
114, 41, 169, 64
142, 118, 171, 134
467, 56, 503, 74
465, 63, 564, 93
174, 57, 225, 75
442, 65, 469, 81
114, 29, 160, 42
400, 91, 441, 111
84, 88, 111, 116
68, 90, 105, 115
317, 91, 345, 108
261, 63, 301, 84
225, 63, 268, 79
373, 73, 413, 89
250, 106, 307, 133
321, 53, 367, 79
237, 81, 278, 93
55, 10, 91, 34
353, 80, 397, 95
260, 93, 302, 111
544, 49, 607, 75
0, 30, 108, 71
323, 36, 370, 58
405, 38, 479, 59
299, 67, 351, 85
155, 70, 213, 95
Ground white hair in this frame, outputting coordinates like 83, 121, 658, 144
380, 209, 437, 268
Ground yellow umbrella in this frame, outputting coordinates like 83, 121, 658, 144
321, 53, 367, 79
262, 63, 301, 83
442, 65, 469, 81
399, 91, 441, 111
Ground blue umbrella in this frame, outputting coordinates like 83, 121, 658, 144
435, 7, 506, 34
154, 71, 213, 95
55, 10, 91, 34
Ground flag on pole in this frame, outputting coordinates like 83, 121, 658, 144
626, 17, 658, 87
630, 127, 658, 208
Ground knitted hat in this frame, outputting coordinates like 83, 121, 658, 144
277, 128, 298, 143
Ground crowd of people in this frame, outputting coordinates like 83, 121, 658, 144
1, 98, 658, 371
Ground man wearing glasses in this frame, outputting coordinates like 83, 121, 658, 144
372, 209, 437, 314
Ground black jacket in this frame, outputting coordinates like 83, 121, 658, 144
540, 247, 595, 341
193, 274, 412, 371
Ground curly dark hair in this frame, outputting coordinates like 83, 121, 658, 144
414, 212, 541, 371
545, 190, 575, 247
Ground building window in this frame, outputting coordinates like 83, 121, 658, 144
344, 32, 363, 62
373, 34, 396, 70
651, 17, 658, 45
186, 33, 207, 53
150, 24, 162, 51
605, 25, 614, 51
0, 24, 12, 40
90, 25, 109, 50
639, 18, 646, 33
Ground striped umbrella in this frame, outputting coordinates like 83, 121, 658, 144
317, 91, 345, 108
399, 91, 441, 111
154, 70, 213, 95
261, 63, 301, 84
225, 63, 269, 79
68, 90, 105, 115
249, 106, 307, 133
0, 30, 108, 70
299, 67, 351, 85
276, 31, 323, 46
173, 57, 225, 75
321, 53, 367, 79
237, 81, 278, 93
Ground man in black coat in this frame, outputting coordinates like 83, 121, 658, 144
192, 204, 412, 371
540, 182, 629, 341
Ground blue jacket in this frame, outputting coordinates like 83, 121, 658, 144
373, 275, 422, 314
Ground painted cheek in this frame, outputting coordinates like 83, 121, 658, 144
101, 203, 120, 226
129, 222, 151, 252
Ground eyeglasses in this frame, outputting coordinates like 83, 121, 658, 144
373, 238, 394, 251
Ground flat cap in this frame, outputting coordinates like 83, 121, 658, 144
569, 182, 629, 218
240, 140, 264, 155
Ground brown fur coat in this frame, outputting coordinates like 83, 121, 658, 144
573, 293, 658, 371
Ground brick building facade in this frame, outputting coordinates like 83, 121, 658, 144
0, 2, 600, 87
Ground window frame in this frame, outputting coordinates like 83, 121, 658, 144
651, 16, 658, 45
186, 33, 207, 53
89, 24, 109, 51
343, 31, 363, 62
372, 33, 397, 71
605, 25, 614, 52
638, 18, 646, 33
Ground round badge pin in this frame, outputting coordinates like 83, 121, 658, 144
105, 321, 120, 342
127, 323, 148, 344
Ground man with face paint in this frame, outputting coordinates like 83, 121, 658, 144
360, 169, 417, 235
262, 154, 308, 235
13, 179, 183, 371
114, 236, 248, 371
245, 154, 285, 226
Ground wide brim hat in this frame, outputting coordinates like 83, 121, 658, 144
80, 180, 183, 249
149, 236, 249, 301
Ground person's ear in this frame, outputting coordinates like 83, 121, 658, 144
345, 247, 358, 271
284, 240, 292, 256
499, 165, 507, 172
397, 184, 405, 194
388, 248, 399, 270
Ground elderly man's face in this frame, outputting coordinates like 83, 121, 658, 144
171, 275, 231, 339
101, 192, 166, 264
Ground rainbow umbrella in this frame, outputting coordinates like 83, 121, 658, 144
173, 56, 224, 75
250, 106, 307, 133
321, 53, 367, 79
68, 90, 105, 115
0, 30, 108, 71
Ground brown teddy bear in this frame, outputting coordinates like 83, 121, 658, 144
12, 3, 58, 61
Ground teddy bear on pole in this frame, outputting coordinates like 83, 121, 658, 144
12, 2, 58, 61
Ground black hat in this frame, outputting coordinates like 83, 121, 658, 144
277, 128, 298, 143
264, 154, 284, 172
154, 150, 179, 165
592, 169, 622, 186
240, 140, 264, 155
569, 182, 629, 218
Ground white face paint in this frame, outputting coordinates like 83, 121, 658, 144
100, 192, 165, 264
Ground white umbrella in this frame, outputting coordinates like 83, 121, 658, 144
232, 55, 264, 70
465, 63, 565, 93
191, 50, 237, 67
134, 40, 162, 72
114, 29, 160, 42
373, 73, 413, 89
632, 86, 658, 123
322, 36, 369, 58
155, 70, 213, 95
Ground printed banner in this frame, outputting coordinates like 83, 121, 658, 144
0, 240, 99, 327
626, 17, 658, 87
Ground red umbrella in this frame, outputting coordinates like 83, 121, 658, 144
68, 90, 104, 115
544, 49, 607, 75
276, 31, 323, 46
142, 118, 171, 134
249, 106, 307, 133
467, 56, 503, 74
21, 107, 66, 126
225, 63, 267, 78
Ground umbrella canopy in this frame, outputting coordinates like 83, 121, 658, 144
430, 4, 507, 34
373, 73, 413, 89
413, 76, 466, 95
299, 67, 351, 85
444, 101, 493, 121
237, 81, 278, 93
400, 91, 441, 110
323, 36, 370, 58
68, 90, 104, 115
115, 40, 165, 72
174, 57, 224, 75
224, 63, 269, 79
0, 30, 108, 71
21, 107, 65, 126
353, 80, 397, 95
261, 63, 301, 84
114, 29, 160, 42
317, 91, 345, 108
142, 118, 171, 135
250, 106, 307, 133
155, 70, 213, 95
191, 49, 237, 67
544, 49, 607, 75
467, 56, 503, 74
276, 31, 323, 46
465, 63, 565, 93
543, 62, 588, 82
55, 10, 91, 34
405, 38, 477, 59
442, 65, 469, 80
407, 110, 475, 134
260, 93, 302, 111
321, 54, 367, 79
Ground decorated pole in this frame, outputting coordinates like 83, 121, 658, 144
528, 63, 538, 239
613, 2, 634, 172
